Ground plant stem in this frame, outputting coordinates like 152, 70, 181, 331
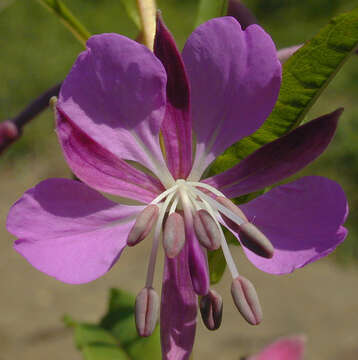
0, 83, 61, 155
136, 0, 157, 50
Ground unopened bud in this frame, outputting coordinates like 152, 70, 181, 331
193, 210, 221, 250
163, 212, 186, 258
200, 289, 223, 331
127, 205, 159, 246
135, 287, 159, 337
239, 222, 274, 259
231, 276, 262, 325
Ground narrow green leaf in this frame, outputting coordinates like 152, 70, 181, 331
195, 0, 228, 27
74, 324, 118, 350
37, 0, 91, 46
208, 248, 226, 284
213, 6, 358, 170
82, 344, 130, 360
119, 0, 140, 28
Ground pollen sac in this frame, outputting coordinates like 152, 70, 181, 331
239, 222, 274, 259
127, 205, 159, 246
199, 289, 223, 331
163, 212, 186, 258
216, 197, 274, 259
231, 276, 263, 326
193, 210, 221, 250
135, 287, 159, 337
216, 196, 248, 230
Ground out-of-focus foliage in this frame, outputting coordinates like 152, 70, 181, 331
65, 289, 161, 360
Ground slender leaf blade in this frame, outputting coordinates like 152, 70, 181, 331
208, 248, 226, 284
37, 0, 90, 46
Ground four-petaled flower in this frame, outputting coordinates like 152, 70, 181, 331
7, 15, 348, 360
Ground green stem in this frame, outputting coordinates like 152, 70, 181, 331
37, 0, 90, 47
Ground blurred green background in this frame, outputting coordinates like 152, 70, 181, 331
0, 0, 357, 263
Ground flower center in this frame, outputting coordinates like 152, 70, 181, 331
129, 179, 275, 334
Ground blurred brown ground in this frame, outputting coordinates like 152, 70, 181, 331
1, 145, 357, 360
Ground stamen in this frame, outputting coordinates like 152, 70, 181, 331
217, 197, 274, 259
163, 212, 186, 258
150, 184, 178, 205
127, 205, 159, 246
186, 181, 226, 197
145, 191, 176, 288
190, 187, 245, 226
135, 287, 159, 337
191, 192, 240, 280
231, 276, 263, 326
200, 289, 223, 331
193, 209, 221, 250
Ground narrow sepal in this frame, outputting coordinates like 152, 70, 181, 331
205, 108, 343, 198
154, 13, 192, 179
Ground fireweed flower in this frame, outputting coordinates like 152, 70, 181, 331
7, 16, 348, 359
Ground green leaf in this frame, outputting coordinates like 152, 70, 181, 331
74, 324, 118, 349
37, 0, 91, 46
195, 0, 228, 27
82, 344, 130, 360
67, 288, 161, 360
213, 6, 358, 170
119, 0, 140, 28
208, 248, 226, 284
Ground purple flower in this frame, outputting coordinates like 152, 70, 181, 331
7, 16, 348, 359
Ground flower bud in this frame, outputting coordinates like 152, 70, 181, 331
135, 287, 159, 337
193, 210, 221, 250
199, 289, 223, 331
231, 276, 262, 325
127, 205, 159, 246
163, 212, 186, 258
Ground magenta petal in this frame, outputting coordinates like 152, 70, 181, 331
57, 108, 165, 203
7, 179, 143, 284
161, 244, 197, 360
58, 34, 168, 177
249, 335, 306, 360
235, 176, 348, 274
183, 17, 281, 178
205, 109, 342, 198
154, 15, 192, 179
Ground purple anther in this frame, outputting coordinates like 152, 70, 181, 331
231, 276, 263, 326
199, 289, 223, 331
127, 205, 159, 246
193, 210, 221, 250
163, 212, 186, 258
135, 287, 159, 337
